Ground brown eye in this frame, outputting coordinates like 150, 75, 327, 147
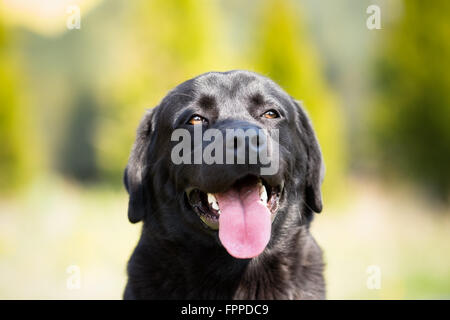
262, 109, 279, 119
187, 114, 208, 125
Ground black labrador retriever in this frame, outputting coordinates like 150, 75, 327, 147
123, 70, 325, 299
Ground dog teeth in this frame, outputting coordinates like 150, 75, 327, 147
208, 193, 220, 212
211, 201, 220, 212
207, 193, 216, 204
259, 184, 268, 205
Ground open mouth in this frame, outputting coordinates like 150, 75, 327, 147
186, 175, 282, 259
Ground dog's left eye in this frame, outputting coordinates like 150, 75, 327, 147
187, 114, 208, 125
262, 109, 280, 119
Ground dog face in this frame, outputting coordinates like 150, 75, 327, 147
124, 70, 324, 259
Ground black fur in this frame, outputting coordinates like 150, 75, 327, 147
123, 70, 325, 299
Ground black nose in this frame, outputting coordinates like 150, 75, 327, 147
218, 122, 268, 165
225, 125, 266, 153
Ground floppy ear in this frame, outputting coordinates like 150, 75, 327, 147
124, 108, 157, 223
292, 100, 325, 213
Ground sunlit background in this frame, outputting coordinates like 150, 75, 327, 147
0, 0, 449, 299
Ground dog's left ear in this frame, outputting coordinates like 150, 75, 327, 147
124, 108, 157, 223
292, 100, 325, 213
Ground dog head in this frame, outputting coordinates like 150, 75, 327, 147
124, 70, 324, 259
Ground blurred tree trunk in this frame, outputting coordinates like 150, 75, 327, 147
59, 91, 99, 182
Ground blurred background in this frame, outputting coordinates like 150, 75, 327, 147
0, 0, 449, 299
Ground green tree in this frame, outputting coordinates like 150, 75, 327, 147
0, 22, 39, 192
251, 0, 346, 200
371, 0, 450, 201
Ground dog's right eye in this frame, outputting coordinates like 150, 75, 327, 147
187, 115, 208, 125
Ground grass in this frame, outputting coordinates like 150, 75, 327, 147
0, 175, 449, 299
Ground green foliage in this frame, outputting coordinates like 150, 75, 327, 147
371, 0, 450, 201
251, 0, 346, 200
0, 23, 38, 191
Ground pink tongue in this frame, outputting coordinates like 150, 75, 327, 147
216, 184, 271, 259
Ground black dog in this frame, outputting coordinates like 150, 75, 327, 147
123, 70, 325, 299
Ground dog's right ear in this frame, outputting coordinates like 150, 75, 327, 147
124, 108, 157, 223
292, 99, 325, 214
